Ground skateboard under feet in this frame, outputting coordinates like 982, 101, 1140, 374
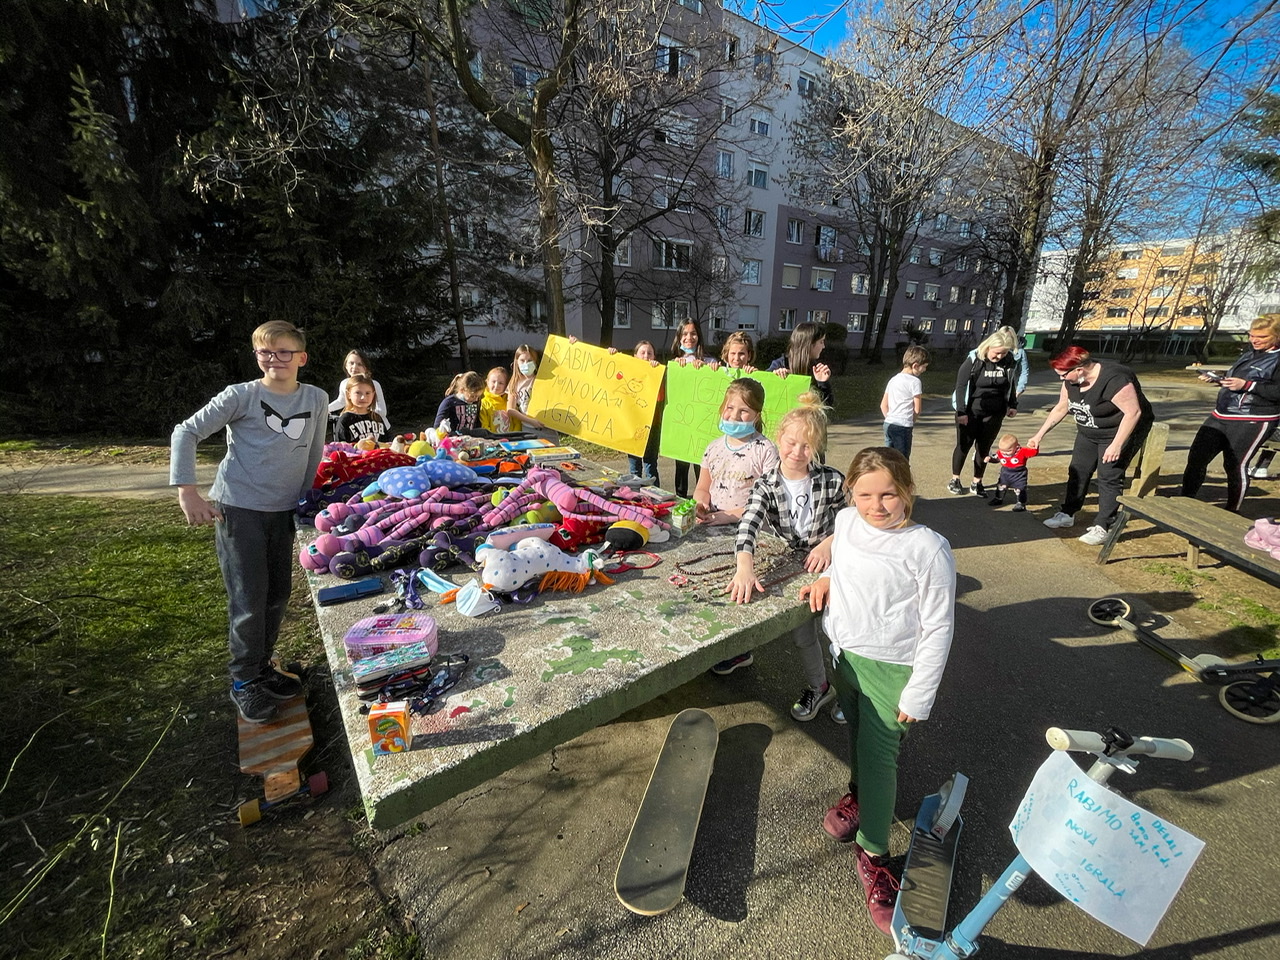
236, 691, 328, 826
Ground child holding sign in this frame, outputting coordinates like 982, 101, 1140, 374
800, 447, 956, 936
718, 395, 844, 713
720, 331, 758, 375
670, 321, 718, 497
769, 321, 834, 409
506, 344, 549, 433
694, 378, 778, 525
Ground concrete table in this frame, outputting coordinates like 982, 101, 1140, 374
307, 526, 812, 829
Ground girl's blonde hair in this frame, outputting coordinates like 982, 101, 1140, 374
775, 392, 829, 464
445, 371, 485, 398
720, 331, 755, 365
843, 447, 915, 527
786, 321, 826, 376
633, 340, 656, 357
511, 344, 539, 375
722, 378, 767, 434
976, 328, 1017, 361
486, 365, 509, 386
343, 374, 386, 423
669, 320, 704, 361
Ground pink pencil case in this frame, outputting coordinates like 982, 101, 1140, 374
343, 613, 439, 663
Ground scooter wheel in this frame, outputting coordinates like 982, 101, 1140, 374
1219, 680, 1280, 724
1088, 596, 1132, 627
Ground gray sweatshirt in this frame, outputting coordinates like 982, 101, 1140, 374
170, 380, 329, 512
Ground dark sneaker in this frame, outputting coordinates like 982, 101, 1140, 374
230, 680, 277, 724
823, 791, 860, 842
710, 652, 753, 676
831, 701, 847, 724
791, 682, 836, 722
1012, 502, 1026, 512
259, 666, 304, 700
969, 481, 985, 497
988, 493, 1004, 506
945, 478, 964, 495
856, 848, 901, 937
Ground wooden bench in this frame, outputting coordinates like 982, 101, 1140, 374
1096, 495, 1280, 587
1128, 421, 1169, 499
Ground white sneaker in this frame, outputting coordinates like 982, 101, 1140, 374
1249, 466, 1269, 479
1078, 525, 1109, 546
1042, 511, 1074, 529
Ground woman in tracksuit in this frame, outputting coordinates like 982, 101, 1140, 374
1182, 315, 1280, 512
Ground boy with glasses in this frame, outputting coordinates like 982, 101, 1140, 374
170, 321, 328, 723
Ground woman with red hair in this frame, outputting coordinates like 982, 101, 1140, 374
1027, 346, 1154, 544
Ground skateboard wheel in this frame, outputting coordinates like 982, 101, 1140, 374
308, 771, 330, 796
238, 799, 262, 827
1219, 680, 1280, 724
1087, 596, 1131, 627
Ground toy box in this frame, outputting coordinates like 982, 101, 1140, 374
342, 613, 438, 662
368, 701, 412, 756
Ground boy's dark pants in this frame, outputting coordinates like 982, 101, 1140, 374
215, 504, 296, 684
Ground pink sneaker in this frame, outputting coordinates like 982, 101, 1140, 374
822, 792, 860, 842
856, 847, 901, 937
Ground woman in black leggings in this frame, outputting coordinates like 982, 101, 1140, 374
947, 329, 1019, 497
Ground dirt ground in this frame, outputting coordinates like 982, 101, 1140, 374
3, 435, 1277, 960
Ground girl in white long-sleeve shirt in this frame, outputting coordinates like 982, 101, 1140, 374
799, 446, 956, 936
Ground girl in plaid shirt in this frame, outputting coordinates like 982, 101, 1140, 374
713, 395, 846, 721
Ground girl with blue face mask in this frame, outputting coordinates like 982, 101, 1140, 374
693, 378, 779, 526
506, 344, 551, 435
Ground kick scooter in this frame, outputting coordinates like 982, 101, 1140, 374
1197, 655, 1280, 724
1086, 596, 1228, 674
888, 725, 1194, 960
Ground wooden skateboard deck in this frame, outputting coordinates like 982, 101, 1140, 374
615, 708, 718, 915
236, 695, 327, 826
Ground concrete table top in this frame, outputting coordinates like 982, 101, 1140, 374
307, 523, 813, 830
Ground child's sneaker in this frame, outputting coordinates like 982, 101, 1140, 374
1012, 502, 1026, 512
710, 652, 753, 675
988, 491, 1004, 506
1078, 525, 1109, 546
946, 478, 964, 495
1042, 511, 1074, 529
791, 682, 836, 722
856, 848, 901, 937
822, 791, 860, 841
969, 481, 985, 497
230, 679, 277, 724
259, 665, 304, 700
831, 702, 847, 724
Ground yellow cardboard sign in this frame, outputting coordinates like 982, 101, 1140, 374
527, 336, 664, 457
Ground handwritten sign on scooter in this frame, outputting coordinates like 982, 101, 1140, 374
528, 336, 664, 458
1009, 750, 1204, 945
659, 363, 812, 464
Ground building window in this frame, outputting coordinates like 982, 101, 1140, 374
749, 114, 771, 136
752, 48, 774, 78
674, 0, 702, 11
958, 220, 971, 239
928, 248, 943, 266
899, 315, 915, 333
1112, 287, 1134, 299
949, 285, 961, 303
709, 303, 727, 331
656, 36, 693, 75
711, 255, 728, 279
1144, 306, 1170, 318
781, 264, 801, 288
461, 287, 490, 324
1106, 307, 1127, 318
969, 288, 979, 305
512, 62, 542, 96
715, 205, 731, 229
935, 213, 949, 232
905, 281, 917, 299
852, 274, 868, 295
1120, 249, 1143, 260
1156, 267, 1179, 278
797, 73, 817, 98
656, 112, 695, 147
746, 162, 769, 189
717, 150, 734, 178
778, 308, 796, 331
786, 219, 804, 244
847, 312, 866, 332
909, 246, 922, 264
737, 304, 759, 330
956, 255, 969, 271
1191, 261, 1216, 275
964, 318, 974, 331
652, 238, 692, 271
919, 318, 934, 332
944, 318, 957, 333
1149, 286, 1173, 298
720, 98, 735, 123
614, 235, 631, 266
811, 267, 835, 292
744, 209, 765, 237
1116, 267, 1140, 280
924, 283, 940, 302
724, 37, 738, 62
1160, 245, 1185, 257
615, 298, 632, 328
807, 309, 830, 324
742, 258, 762, 285
1179, 305, 1204, 316
651, 299, 691, 328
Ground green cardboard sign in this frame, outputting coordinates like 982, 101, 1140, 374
659, 364, 812, 464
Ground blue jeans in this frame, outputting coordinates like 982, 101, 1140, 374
215, 504, 296, 684
883, 422, 914, 460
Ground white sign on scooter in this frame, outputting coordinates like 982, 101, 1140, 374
1009, 751, 1204, 945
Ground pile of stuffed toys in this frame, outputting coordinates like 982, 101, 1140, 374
298, 437, 676, 615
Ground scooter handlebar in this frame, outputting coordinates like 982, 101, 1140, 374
1046, 727, 1194, 762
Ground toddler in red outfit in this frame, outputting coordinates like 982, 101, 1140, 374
984, 433, 1039, 511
